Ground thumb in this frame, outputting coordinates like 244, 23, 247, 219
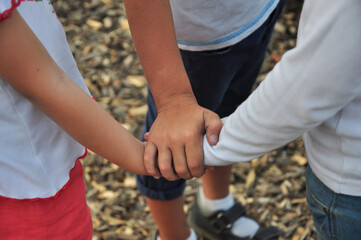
203, 110, 223, 146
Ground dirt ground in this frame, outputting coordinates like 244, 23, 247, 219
53, 0, 316, 239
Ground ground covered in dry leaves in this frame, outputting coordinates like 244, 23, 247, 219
53, 0, 315, 239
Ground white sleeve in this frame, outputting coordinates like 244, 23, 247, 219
0, 0, 21, 22
203, 0, 361, 166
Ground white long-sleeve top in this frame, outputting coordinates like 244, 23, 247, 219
203, 0, 361, 197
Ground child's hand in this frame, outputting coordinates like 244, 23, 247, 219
143, 129, 215, 179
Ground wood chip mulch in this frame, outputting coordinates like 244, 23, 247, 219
53, 0, 314, 239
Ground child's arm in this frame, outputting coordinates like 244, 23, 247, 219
124, 0, 223, 180
0, 11, 148, 175
202, 2, 361, 166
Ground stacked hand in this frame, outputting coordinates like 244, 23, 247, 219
143, 94, 223, 180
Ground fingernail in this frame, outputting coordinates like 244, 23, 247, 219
210, 135, 218, 145
154, 176, 160, 179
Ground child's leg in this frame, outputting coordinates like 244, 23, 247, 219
136, 2, 285, 239
146, 196, 191, 240
202, 165, 232, 199
186, 1, 286, 239
136, 92, 192, 240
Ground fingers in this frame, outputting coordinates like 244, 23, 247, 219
204, 110, 223, 146
143, 103, 218, 180
144, 142, 161, 178
157, 147, 179, 181
143, 132, 149, 141
145, 142, 184, 181
185, 132, 204, 178
172, 146, 192, 180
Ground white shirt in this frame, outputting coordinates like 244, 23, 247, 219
203, 0, 361, 197
0, 1, 90, 199
170, 0, 280, 51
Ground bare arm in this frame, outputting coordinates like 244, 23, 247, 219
124, 0, 222, 180
0, 11, 147, 175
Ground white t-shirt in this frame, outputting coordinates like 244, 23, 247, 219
170, 0, 280, 51
0, 0, 90, 199
203, 0, 361, 197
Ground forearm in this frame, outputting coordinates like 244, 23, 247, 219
0, 11, 147, 175
36, 75, 147, 175
124, 0, 195, 109
124, 1, 224, 179
204, 2, 361, 165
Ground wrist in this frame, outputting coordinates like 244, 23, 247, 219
156, 91, 197, 113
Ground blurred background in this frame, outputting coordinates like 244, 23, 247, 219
52, 0, 313, 239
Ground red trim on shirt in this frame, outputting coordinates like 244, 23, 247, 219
0, 0, 21, 22
0, 148, 88, 202
0, 151, 92, 239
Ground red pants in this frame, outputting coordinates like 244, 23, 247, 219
0, 159, 93, 239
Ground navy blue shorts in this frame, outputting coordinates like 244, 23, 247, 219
136, 0, 285, 201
